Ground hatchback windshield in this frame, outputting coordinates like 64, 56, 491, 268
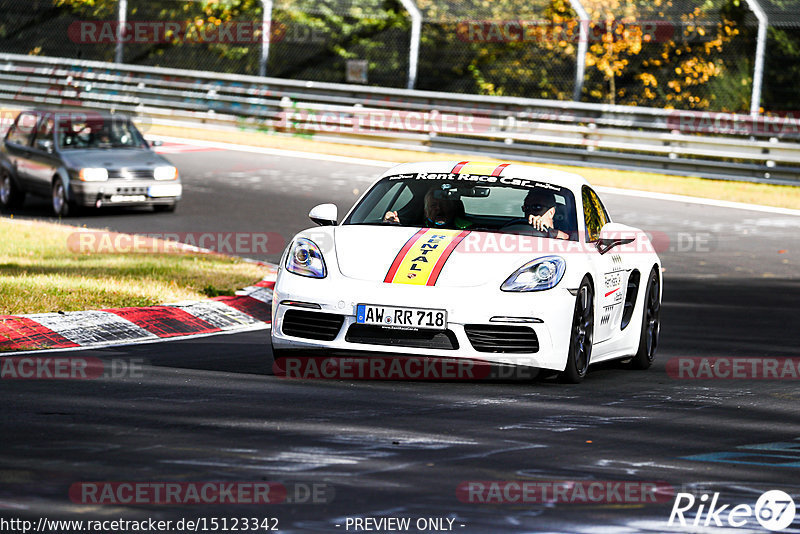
344, 172, 579, 240
55, 116, 146, 149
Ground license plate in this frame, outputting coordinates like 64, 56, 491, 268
356, 304, 447, 330
109, 195, 146, 202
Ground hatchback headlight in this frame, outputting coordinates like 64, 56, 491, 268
286, 238, 326, 278
78, 168, 108, 182
154, 166, 178, 181
501, 256, 566, 292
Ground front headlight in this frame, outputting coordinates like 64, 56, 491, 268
78, 168, 108, 182
286, 238, 326, 278
154, 166, 178, 181
501, 255, 566, 292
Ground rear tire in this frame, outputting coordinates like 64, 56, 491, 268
628, 268, 661, 370
559, 277, 594, 384
0, 170, 25, 211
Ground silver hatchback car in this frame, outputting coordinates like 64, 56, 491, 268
0, 109, 181, 216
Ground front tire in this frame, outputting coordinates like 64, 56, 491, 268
270, 340, 288, 376
153, 202, 177, 213
628, 268, 661, 370
52, 178, 72, 217
0, 170, 25, 211
560, 277, 594, 383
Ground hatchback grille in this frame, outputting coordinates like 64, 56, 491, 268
281, 310, 344, 341
108, 169, 154, 179
464, 324, 539, 353
346, 324, 458, 350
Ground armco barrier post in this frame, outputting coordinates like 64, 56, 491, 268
568, 0, 589, 102
115, 0, 127, 63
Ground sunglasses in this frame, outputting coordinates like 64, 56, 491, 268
523, 201, 554, 214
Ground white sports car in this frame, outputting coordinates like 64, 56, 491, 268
271, 161, 661, 382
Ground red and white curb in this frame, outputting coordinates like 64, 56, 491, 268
0, 279, 275, 354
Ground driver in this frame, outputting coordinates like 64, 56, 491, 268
384, 186, 471, 229
90, 125, 111, 145
523, 188, 570, 240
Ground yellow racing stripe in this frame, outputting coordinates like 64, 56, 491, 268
384, 229, 469, 286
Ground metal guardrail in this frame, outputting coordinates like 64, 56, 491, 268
1, 52, 799, 185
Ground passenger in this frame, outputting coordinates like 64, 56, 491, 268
523, 188, 570, 240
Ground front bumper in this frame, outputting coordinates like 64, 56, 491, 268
271, 271, 576, 371
70, 180, 182, 207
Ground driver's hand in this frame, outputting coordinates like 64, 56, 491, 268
383, 211, 400, 224
528, 214, 551, 232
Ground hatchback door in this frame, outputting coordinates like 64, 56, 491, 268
3, 112, 39, 191
27, 115, 60, 193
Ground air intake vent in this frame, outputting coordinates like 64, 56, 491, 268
282, 310, 344, 341
620, 270, 640, 330
465, 324, 539, 353
346, 324, 458, 350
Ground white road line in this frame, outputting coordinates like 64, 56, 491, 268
149, 135, 396, 168
595, 186, 800, 217
151, 135, 800, 216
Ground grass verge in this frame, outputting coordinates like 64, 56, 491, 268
0, 218, 268, 315
144, 122, 800, 211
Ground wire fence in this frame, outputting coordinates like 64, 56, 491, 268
0, 0, 798, 114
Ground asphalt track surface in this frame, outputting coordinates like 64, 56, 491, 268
3, 147, 800, 533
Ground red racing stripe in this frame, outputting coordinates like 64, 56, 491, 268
605, 288, 620, 297
106, 306, 220, 338
427, 230, 470, 286
451, 161, 469, 174
491, 163, 510, 176
384, 229, 428, 283
0, 316, 79, 351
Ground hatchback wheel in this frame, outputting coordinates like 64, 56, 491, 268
52, 178, 71, 217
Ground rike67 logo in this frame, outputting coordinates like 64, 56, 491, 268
669, 490, 796, 531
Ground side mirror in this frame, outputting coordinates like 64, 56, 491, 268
309, 203, 338, 226
596, 222, 636, 254
148, 139, 163, 147
36, 139, 54, 153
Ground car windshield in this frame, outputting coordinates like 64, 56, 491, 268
344, 172, 579, 241
55, 116, 146, 149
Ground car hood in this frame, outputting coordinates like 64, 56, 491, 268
333, 225, 558, 288
59, 149, 170, 170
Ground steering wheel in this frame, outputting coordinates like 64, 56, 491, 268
499, 218, 551, 237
